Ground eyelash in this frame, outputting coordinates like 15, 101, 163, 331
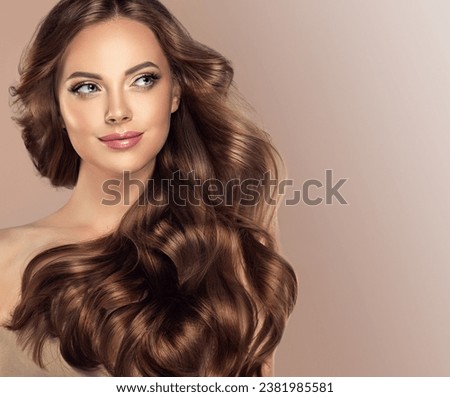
69, 73, 161, 96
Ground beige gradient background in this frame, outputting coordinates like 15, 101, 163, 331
1, 0, 450, 376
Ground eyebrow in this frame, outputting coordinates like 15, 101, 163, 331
66, 61, 160, 81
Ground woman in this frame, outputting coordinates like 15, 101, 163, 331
0, 0, 297, 376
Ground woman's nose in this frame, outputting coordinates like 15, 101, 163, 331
105, 91, 132, 124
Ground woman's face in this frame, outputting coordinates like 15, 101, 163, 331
57, 17, 180, 178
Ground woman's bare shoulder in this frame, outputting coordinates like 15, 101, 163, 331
0, 226, 36, 323
0, 226, 29, 264
0, 224, 48, 262
0, 224, 62, 317
0, 218, 100, 274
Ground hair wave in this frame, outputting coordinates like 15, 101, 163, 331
7, 0, 297, 376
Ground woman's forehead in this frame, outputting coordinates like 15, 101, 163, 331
59, 18, 170, 79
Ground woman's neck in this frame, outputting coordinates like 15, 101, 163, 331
42, 161, 153, 238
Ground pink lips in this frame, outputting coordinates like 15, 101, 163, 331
99, 131, 144, 150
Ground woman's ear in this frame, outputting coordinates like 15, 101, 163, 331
171, 80, 181, 113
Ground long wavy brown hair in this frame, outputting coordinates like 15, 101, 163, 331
7, 0, 298, 376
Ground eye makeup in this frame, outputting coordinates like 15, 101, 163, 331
69, 72, 161, 97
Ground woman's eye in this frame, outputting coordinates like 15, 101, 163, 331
72, 83, 99, 95
134, 74, 158, 88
